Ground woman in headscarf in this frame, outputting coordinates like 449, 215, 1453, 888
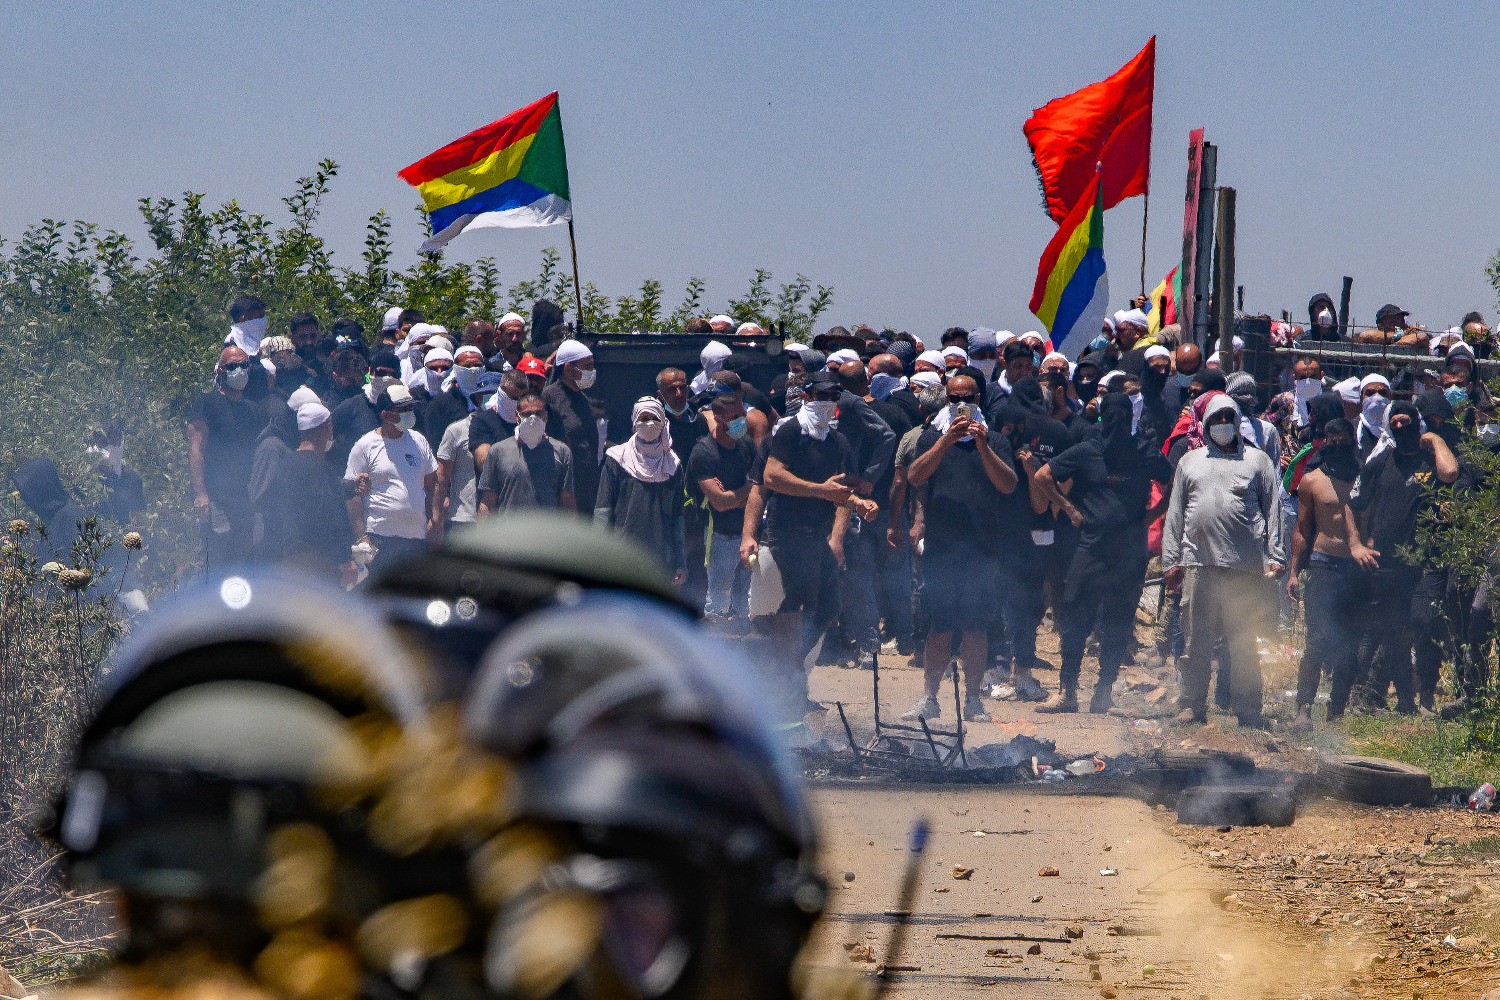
594, 397, 687, 584
691, 340, 733, 395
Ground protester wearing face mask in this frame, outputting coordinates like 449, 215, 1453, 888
467, 369, 529, 473
415, 344, 478, 446
1032, 393, 1172, 713
261, 402, 358, 586
902, 374, 1017, 723
689, 394, 757, 628
1302, 293, 1340, 343
1071, 353, 1105, 419
477, 392, 576, 516
886, 370, 947, 565
431, 370, 503, 538
330, 349, 401, 471
343, 384, 439, 574
539, 339, 601, 514
967, 328, 999, 384
187, 345, 264, 566
1356, 374, 1392, 461
868, 353, 920, 425
309, 347, 367, 409
1346, 400, 1459, 713
1285, 417, 1372, 725
87, 421, 144, 528
747, 369, 876, 716
1161, 394, 1285, 727
653, 366, 709, 608
594, 398, 687, 586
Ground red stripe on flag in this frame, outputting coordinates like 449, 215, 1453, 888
398, 92, 558, 186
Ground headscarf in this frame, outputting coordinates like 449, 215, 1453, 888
1164, 390, 1226, 456
606, 397, 680, 483
1417, 387, 1462, 451
929, 397, 988, 443
916, 349, 946, 370
1009, 375, 1049, 417
869, 372, 906, 400
887, 340, 917, 375
1200, 394, 1243, 454
691, 341, 733, 394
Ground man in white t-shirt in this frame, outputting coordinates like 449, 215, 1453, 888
344, 384, 439, 579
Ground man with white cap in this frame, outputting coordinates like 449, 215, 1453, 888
544, 338, 602, 514
1114, 308, 1153, 352
344, 383, 439, 576
914, 350, 947, 375
693, 340, 734, 395
709, 314, 735, 334
380, 306, 404, 345
940, 346, 969, 372
266, 402, 358, 585
494, 312, 527, 369
1162, 393, 1285, 727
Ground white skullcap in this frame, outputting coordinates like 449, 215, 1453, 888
1112, 310, 1129, 326
555, 339, 593, 365
296, 402, 331, 431
827, 348, 860, 365
710, 314, 734, 326
1144, 345, 1171, 361
1207, 351, 1222, 365
1449, 341, 1476, 361
382, 383, 414, 407
424, 348, 453, 366
1359, 373, 1390, 392
968, 328, 998, 352
382, 306, 402, 331
701, 340, 733, 365
425, 336, 454, 354
996, 330, 1017, 344
1232, 335, 1244, 350
1102, 317, 1117, 333
499, 311, 525, 326
735, 321, 762, 335
941, 346, 969, 362
1020, 330, 1045, 343
1101, 370, 1128, 389
916, 350, 946, 368
454, 345, 484, 362
286, 386, 321, 410
1119, 309, 1150, 328
1042, 350, 1068, 366
407, 322, 435, 342
910, 371, 944, 388
908, 332, 925, 347
1334, 377, 1361, 403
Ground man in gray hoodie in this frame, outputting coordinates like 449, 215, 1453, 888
1162, 393, 1286, 727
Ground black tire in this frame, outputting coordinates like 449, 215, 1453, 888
1176, 784, 1296, 827
1316, 755, 1432, 807
1153, 749, 1256, 774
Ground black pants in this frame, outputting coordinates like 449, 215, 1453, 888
682, 501, 710, 614
1297, 557, 1359, 713
1358, 566, 1421, 710
1411, 567, 1451, 703
996, 558, 1046, 673
365, 533, 429, 585
1058, 532, 1147, 692
838, 520, 880, 652
872, 517, 913, 645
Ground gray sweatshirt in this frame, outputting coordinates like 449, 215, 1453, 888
1162, 433, 1287, 574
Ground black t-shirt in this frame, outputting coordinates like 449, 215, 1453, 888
915, 427, 1016, 557
763, 419, 853, 544
1046, 438, 1169, 545
688, 435, 756, 538
468, 407, 516, 462
277, 449, 354, 569
330, 394, 381, 471
190, 390, 265, 511
1350, 449, 1438, 563
884, 389, 923, 427
667, 408, 708, 470
869, 397, 915, 509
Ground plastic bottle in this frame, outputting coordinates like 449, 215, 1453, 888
1065, 759, 1095, 777
1470, 783, 1495, 811
1041, 768, 1068, 782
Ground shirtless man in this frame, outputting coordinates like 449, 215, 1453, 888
1285, 417, 1377, 725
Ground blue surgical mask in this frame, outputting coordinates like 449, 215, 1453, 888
1446, 386, 1470, 406
1032, 351, 1043, 369
726, 416, 749, 440
1175, 372, 1193, 387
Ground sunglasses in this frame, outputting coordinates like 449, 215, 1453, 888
223, 362, 251, 372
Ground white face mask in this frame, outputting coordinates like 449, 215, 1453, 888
516, 414, 546, 448
1294, 378, 1322, 400
228, 316, 267, 353
424, 367, 448, 393
369, 374, 398, 396
1208, 422, 1238, 447
803, 400, 837, 427
395, 411, 416, 432
495, 391, 520, 423
451, 365, 483, 396
635, 420, 663, 442
972, 358, 997, 380
575, 367, 597, 390
1317, 309, 1335, 327
223, 367, 250, 391
1362, 394, 1390, 424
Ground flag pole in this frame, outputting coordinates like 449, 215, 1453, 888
567, 219, 584, 331
1139, 183, 1149, 297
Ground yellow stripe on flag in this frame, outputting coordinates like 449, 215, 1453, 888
415, 132, 537, 212
1035, 208, 1096, 330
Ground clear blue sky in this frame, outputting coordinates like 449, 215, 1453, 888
4, 1, 1497, 336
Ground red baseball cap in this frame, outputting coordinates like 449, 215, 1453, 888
517, 355, 547, 377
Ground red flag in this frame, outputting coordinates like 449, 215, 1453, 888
1024, 38, 1155, 223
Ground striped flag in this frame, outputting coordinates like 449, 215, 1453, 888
399, 92, 572, 252
1029, 172, 1109, 360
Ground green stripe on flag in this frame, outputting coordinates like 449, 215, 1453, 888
518, 103, 570, 201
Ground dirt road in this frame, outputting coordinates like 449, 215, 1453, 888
798, 655, 1500, 1000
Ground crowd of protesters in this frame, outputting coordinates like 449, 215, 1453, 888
117, 291, 1500, 730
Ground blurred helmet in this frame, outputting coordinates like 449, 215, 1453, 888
54, 570, 508, 998
464, 595, 823, 1000
370, 511, 698, 700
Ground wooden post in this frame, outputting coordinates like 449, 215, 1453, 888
567, 220, 584, 331
1215, 186, 1237, 371
1192, 144, 1218, 349
1139, 183, 1150, 297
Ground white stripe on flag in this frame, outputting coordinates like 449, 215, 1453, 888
419, 194, 573, 252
